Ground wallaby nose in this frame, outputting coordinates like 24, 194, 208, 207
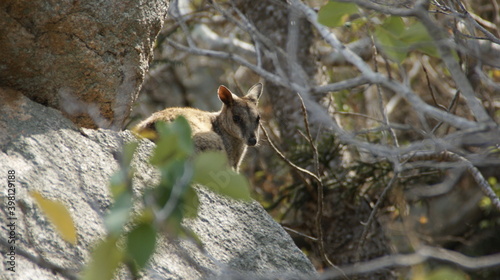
247, 137, 257, 146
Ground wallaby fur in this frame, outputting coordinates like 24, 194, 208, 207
134, 83, 263, 171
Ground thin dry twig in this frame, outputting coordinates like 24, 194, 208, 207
260, 109, 347, 278
423, 66, 448, 111
321, 245, 500, 279
259, 124, 320, 182
401, 150, 500, 211
371, 39, 400, 149
296, 94, 336, 269
282, 226, 318, 241
356, 170, 400, 258
298, 94, 350, 279
312, 76, 369, 94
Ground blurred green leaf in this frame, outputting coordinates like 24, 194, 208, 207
126, 223, 157, 271
170, 116, 194, 155
193, 152, 251, 201
318, 1, 358, 27
122, 142, 139, 167
480, 196, 492, 209
375, 16, 439, 62
109, 142, 137, 200
488, 176, 498, 186
30, 191, 78, 245
150, 118, 194, 166
155, 120, 171, 137
109, 170, 127, 198
82, 236, 123, 280
150, 131, 179, 165
400, 21, 429, 43
163, 209, 184, 236
425, 267, 468, 280
400, 22, 439, 58
104, 191, 133, 236
375, 17, 408, 62
183, 186, 200, 219
155, 160, 193, 207
382, 16, 406, 36
193, 151, 226, 178
480, 219, 490, 229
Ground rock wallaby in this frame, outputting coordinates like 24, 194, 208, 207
134, 83, 263, 171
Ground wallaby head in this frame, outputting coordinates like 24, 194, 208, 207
217, 83, 263, 147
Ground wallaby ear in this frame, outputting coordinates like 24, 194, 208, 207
245, 83, 263, 103
218, 85, 234, 106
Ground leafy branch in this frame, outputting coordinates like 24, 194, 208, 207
30, 117, 252, 280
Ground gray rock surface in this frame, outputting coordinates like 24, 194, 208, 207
0, 89, 317, 279
0, 0, 169, 129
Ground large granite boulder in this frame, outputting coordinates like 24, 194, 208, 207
0, 90, 317, 279
0, 0, 168, 129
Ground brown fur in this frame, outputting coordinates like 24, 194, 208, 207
134, 83, 263, 171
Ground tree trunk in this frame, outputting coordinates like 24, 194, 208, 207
235, 0, 319, 147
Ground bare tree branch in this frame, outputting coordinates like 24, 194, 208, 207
338, 0, 497, 123
357, 170, 400, 256
167, 1, 499, 164
312, 76, 370, 94
401, 150, 500, 211
191, 25, 256, 59
288, 0, 484, 130
320, 245, 500, 279
296, 94, 338, 269
260, 123, 320, 182
320, 37, 373, 66
411, 1, 493, 123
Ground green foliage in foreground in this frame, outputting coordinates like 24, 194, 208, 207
318, 1, 358, 28
34, 116, 251, 280
318, 1, 440, 63
374, 16, 439, 63
82, 117, 251, 279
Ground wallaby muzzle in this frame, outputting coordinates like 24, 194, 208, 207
247, 135, 257, 146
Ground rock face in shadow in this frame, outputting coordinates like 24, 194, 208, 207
0, 89, 317, 279
0, 0, 168, 129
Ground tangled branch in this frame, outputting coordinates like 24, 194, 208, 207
321, 245, 500, 279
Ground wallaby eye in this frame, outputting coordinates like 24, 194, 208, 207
233, 115, 241, 123
256, 115, 260, 124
